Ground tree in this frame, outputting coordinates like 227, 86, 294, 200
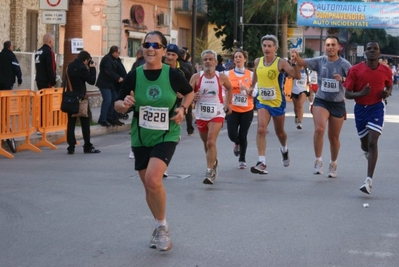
63, 0, 83, 76
207, 0, 297, 60
246, 0, 297, 58
206, 0, 275, 60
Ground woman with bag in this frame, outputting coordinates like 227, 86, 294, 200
66, 50, 100, 154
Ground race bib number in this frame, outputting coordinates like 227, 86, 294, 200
321, 78, 339, 93
232, 94, 248, 106
199, 103, 218, 118
295, 79, 307, 91
259, 87, 276, 100
139, 106, 169, 130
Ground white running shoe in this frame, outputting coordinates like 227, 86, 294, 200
203, 169, 216, 185
239, 161, 247, 169
296, 122, 302, 130
360, 177, 372, 194
313, 160, 323, 175
156, 225, 173, 251
250, 161, 268, 174
129, 151, 135, 159
281, 148, 290, 167
327, 162, 337, 178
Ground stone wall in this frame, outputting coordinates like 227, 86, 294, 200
1, 0, 53, 52
0, 0, 11, 43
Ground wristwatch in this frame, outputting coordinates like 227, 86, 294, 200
179, 105, 188, 114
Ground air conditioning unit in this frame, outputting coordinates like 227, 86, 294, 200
158, 13, 169, 26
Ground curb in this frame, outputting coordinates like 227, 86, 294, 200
12, 123, 131, 149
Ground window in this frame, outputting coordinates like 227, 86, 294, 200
26, 10, 38, 52
128, 39, 141, 57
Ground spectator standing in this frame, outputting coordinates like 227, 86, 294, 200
344, 41, 392, 194
35, 33, 56, 89
131, 47, 145, 70
115, 31, 194, 251
216, 54, 226, 72
178, 49, 194, 76
164, 44, 194, 136
96, 46, 124, 127
0, 41, 22, 90
66, 51, 100, 155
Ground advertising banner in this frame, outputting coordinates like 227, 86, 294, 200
297, 0, 399, 29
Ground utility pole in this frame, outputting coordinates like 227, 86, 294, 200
234, 0, 238, 47
191, 0, 197, 65
275, 0, 279, 37
239, 0, 244, 49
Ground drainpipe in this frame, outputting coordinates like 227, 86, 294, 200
191, 0, 197, 64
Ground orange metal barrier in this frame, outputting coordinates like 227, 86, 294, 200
0, 90, 41, 159
35, 88, 68, 149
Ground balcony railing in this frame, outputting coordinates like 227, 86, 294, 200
174, 0, 207, 14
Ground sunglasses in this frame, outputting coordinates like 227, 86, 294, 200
142, 42, 165, 49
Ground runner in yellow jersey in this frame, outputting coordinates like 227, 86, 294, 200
249, 34, 300, 175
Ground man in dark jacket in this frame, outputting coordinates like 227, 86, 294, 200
35, 33, 56, 89
131, 47, 145, 70
96, 46, 124, 126
0, 41, 22, 90
164, 44, 194, 136
178, 49, 195, 76
66, 50, 100, 155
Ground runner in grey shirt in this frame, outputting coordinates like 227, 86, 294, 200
306, 56, 351, 102
292, 36, 351, 178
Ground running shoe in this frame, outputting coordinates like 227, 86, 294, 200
360, 177, 372, 194
156, 225, 173, 251
313, 160, 323, 175
234, 144, 240, 157
213, 158, 219, 177
327, 162, 337, 178
239, 161, 247, 169
250, 161, 268, 174
129, 151, 135, 159
281, 148, 290, 167
149, 228, 158, 249
297, 122, 302, 130
203, 169, 216, 184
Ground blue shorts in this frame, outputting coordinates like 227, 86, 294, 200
354, 101, 385, 138
255, 99, 286, 117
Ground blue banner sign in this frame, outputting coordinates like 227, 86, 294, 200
297, 0, 399, 29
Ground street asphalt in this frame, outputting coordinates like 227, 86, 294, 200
1, 90, 399, 267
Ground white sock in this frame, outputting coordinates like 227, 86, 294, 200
281, 146, 288, 153
330, 160, 337, 164
155, 219, 167, 228
258, 156, 265, 164
316, 157, 322, 161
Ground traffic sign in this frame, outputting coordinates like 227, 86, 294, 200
42, 10, 66, 24
39, 0, 68, 10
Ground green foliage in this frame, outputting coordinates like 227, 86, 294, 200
206, 0, 297, 61
381, 35, 399, 56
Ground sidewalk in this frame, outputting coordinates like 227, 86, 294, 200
21, 107, 132, 148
